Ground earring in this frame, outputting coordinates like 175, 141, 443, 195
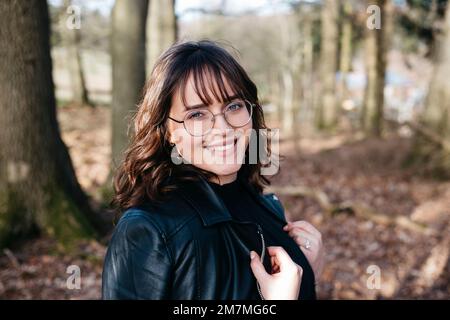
170, 143, 183, 165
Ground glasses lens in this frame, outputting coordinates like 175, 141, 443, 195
184, 109, 214, 136
224, 100, 252, 127
183, 101, 253, 136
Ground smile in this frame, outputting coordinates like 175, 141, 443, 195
204, 138, 237, 152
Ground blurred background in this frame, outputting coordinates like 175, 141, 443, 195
0, 0, 449, 299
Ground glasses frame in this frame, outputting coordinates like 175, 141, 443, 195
168, 99, 255, 137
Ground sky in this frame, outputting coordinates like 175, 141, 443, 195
48, 0, 294, 21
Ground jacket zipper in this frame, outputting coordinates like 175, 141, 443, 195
230, 219, 266, 300
256, 224, 266, 300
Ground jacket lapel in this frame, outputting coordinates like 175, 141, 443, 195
177, 177, 233, 227
237, 177, 288, 224
177, 175, 287, 227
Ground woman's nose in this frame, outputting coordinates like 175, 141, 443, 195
212, 112, 231, 130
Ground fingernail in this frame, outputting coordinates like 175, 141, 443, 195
250, 251, 256, 259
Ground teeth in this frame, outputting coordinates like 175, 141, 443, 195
208, 143, 234, 151
207, 140, 236, 151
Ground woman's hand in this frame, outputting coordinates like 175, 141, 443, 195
283, 220, 325, 282
249, 246, 302, 300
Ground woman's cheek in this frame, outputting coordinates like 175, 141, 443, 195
176, 134, 198, 163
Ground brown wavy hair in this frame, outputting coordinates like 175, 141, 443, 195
112, 40, 274, 212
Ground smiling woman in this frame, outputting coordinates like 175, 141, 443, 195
102, 40, 321, 300
112, 40, 271, 206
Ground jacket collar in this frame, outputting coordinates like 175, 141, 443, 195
177, 174, 282, 227
177, 176, 233, 226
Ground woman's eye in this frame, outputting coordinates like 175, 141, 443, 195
226, 103, 242, 112
187, 111, 205, 120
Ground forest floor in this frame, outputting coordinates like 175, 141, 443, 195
0, 105, 448, 299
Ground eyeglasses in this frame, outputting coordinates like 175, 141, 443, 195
168, 99, 255, 137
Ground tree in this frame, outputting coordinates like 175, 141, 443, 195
146, 0, 177, 74
266, 9, 304, 140
278, 13, 299, 139
361, 0, 393, 136
398, 0, 448, 57
411, 1, 450, 177
111, 0, 148, 173
337, 0, 353, 110
0, 1, 102, 248
316, 0, 339, 130
63, 0, 91, 107
301, 5, 315, 130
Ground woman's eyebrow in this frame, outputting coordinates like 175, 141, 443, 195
184, 94, 240, 110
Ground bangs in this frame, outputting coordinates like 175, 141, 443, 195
175, 51, 247, 108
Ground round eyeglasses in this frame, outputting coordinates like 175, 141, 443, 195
168, 99, 255, 137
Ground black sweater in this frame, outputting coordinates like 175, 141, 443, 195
208, 178, 317, 300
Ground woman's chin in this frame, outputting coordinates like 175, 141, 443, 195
204, 163, 242, 177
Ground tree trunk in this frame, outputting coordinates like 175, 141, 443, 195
62, 0, 91, 107
362, 0, 393, 136
302, 11, 315, 131
411, 1, 450, 177
68, 32, 90, 107
291, 72, 302, 151
268, 71, 283, 127
66, 29, 91, 106
0, 1, 100, 248
278, 12, 302, 139
337, 0, 353, 110
146, 0, 177, 75
316, 0, 339, 130
111, 0, 148, 172
281, 69, 295, 138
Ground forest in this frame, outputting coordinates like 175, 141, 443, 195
0, 0, 449, 299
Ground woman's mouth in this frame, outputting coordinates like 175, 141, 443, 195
204, 138, 238, 155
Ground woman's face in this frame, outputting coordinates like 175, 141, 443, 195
168, 73, 253, 184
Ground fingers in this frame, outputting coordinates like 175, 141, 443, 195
297, 265, 304, 278
287, 227, 318, 248
282, 221, 325, 284
285, 225, 321, 256
288, 228, 314, 240
266, 246, 297, 272
293, 233, 315, 249
283, 220, 321, 239
249, 251, 269, 283
283, 221, 322, 248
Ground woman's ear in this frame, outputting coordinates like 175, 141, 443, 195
163, 123, 177, 146
168, 135, 177, 145
168, 128, 182, 145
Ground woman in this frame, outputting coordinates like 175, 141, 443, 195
102, 40, 325, 300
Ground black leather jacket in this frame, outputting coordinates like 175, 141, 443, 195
102, 176, 316, 300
